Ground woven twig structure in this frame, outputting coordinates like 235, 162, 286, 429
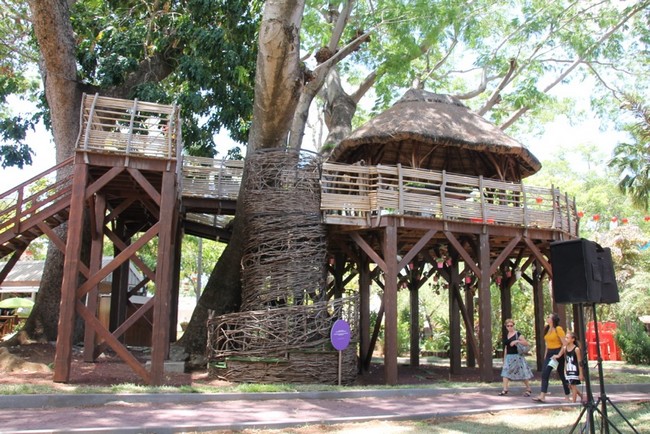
240, 148, 327, 310
207, 149, 358, 384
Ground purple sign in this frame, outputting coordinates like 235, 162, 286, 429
330, 319, 351, 351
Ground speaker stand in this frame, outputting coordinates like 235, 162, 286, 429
569, 303, 638, 434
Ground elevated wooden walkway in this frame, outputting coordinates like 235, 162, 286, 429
0, 94, 578, 386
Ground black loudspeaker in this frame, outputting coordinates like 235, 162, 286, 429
550, 239, 620, 304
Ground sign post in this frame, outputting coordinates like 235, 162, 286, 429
330, 319, 351, 386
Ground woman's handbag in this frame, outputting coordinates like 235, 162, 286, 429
516, 342, 530, 355
515, 332, 530, 355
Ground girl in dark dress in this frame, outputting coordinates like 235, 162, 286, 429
562, 331, 584, 402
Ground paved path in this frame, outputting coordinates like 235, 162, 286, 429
0, 384, 647, 433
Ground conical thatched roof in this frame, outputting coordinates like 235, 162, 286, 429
328, 89, 541, 181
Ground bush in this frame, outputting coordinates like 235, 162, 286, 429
614, 319, 650, 365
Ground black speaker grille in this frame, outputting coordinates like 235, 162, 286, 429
550, 239, 619, 304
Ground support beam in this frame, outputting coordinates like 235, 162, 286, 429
409, 261, 420, 367
150, 170, 177, 385
84, 193, 106, 362
359, 254, 370, 373
54, 162, 88, 383
382, 221, 399, 385
449, 260, 462, 373
477, 232, 493, 382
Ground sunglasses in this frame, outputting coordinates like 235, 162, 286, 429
506, 324, 514, 327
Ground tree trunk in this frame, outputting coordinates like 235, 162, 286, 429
176, 0, 306, 357
18, 0, 83, 342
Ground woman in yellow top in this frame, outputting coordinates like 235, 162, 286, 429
533, 312, 570, 402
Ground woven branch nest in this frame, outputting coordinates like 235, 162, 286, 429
206, 149, 358, 384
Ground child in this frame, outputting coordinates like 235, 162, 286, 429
562, 331, 584, 403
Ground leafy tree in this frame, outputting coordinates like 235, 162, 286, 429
2, 0, 260, 343
609, 95, 650, 211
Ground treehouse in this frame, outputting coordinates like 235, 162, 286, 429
0, 91, 577, 385
321, 89, 577, 383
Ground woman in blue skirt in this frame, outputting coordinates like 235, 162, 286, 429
499, 318, 534, 396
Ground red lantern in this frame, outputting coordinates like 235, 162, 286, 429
577, 211, 584, 218
622, 218, 628, 224
645, 216, 650, 222
611, 216, 618, 223
593, 214, 600, 221
535, 197, 543, 204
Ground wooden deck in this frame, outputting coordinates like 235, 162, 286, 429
1, 153, 578, 261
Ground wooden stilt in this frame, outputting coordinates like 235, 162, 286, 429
54, 161, 88, 383
477, 232, 493, 382
382, 220, 398, 385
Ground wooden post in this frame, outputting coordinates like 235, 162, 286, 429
382, 220, 399, 385
477, 232, 493, 382
150, 170, 176, 385
54, 161, 88, 383
359, 254, 370, 373
84, 193, 106, 362
409, 264, 420, 367
449, 257, 462, 373
533, 264, 545, 371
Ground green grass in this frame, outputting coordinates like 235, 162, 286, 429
0, 359, 647, 396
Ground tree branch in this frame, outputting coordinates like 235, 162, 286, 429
477, 58, 517, 115
500, 0, 649, 130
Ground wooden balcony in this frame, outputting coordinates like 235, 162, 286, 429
320, 162, 578, 236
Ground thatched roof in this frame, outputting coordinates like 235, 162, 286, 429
328, 89, 541, 181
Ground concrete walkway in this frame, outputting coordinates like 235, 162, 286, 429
0, 383, 648, 433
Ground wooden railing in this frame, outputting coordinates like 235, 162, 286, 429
321, 162, 578, 235
76, 93, 182, 162
181, 156, 244, 199
1, 155, 577, 250
0, 157, 75, 246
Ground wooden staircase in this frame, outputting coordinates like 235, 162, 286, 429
0, 158, 75, 278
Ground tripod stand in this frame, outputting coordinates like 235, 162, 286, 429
569, 303, 638, 434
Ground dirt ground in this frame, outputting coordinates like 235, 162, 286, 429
0, 341, 512, 389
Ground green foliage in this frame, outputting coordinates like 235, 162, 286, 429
615, 319, 650, 365
1, 0, 262, 166
609, 95, 650, 212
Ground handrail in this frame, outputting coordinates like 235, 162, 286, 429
321, 162, 578, 235
181, 156, 244, 199
0, 157, 75, 241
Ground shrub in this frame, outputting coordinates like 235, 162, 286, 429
614, 319, 650, 365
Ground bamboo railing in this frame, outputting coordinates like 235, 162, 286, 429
320, 162, 579, 235
76, 93, 181, 163
181, 156, 244, 198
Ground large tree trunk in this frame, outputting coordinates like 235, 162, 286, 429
19, 0, 83, 342
177, 0, 306, 357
